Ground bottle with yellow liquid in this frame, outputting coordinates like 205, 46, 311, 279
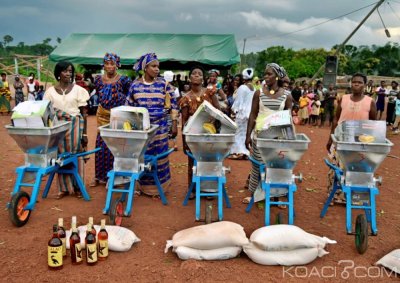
97, 219, 109, 261
48, 224, 63, 270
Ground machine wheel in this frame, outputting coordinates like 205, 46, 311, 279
275, 212, 284, 224
355, 214, 368, 254
109, 199, 124, 226
205, 201, 213, 224
9, 191, 31, 227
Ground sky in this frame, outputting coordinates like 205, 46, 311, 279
1, 0, 399, 54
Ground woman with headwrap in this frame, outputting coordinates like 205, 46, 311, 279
90, 52, 132, 187
126, 53, 178, 196
44, 61, 90, 198
0, 73, 11, 114
179, 66, 220, 199
244, 63, 292, 205
207, 69, 228, 114
229, 68, 255, 160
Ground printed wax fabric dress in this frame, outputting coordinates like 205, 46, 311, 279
94, 75, 132, 182
126, 77, 178, 195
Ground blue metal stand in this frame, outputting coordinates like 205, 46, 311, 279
245, 156, 297, 226
182, 151, 231, 221
102, 148, 174, 217
8, 148, 100, 214
320, 159, 378, 235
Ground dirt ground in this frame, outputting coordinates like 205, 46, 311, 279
0, 113, 399, 282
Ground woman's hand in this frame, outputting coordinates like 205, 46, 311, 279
245, 135, 252, 151
170, 122, 178, 138
81, 135, 88, 149
326, 136, 333, 152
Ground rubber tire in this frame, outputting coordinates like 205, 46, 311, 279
9, 191, 31, 227
355, 214, 368, 254
109, 199, 124, 226
275, 212, 284, 224
205, 201, 213, 224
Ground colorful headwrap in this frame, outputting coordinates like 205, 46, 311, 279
265, 63, 287, 79
208, 69, 220, 76
103, 52, 121, 68
133, 53, 158, 72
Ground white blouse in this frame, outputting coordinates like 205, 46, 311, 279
44, 85, 89, 116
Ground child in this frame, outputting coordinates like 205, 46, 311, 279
292, 105, 300, 125
35, 85, 45, 101
298, 92, 309, 125
392, 92, 400, 134
310, 95, 321, 126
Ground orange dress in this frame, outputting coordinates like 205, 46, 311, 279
338, 94, 372, 124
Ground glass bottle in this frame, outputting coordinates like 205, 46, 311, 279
57, 218, 66, 257
48, 224, 63, 270
69, 216, 82, 265
85, 223, 97, 265
88, 217, 97, 235
97, 219, 108, 261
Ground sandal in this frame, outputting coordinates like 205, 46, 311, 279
277, 204, 287, 209
89, 179, 99, 187
56, 191, 69, 199
242, 196, 252, 204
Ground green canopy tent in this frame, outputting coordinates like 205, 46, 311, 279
49, 33, 240, 70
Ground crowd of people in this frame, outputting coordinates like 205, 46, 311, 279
1, 54, 399, 203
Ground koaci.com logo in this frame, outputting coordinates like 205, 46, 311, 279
282, 260, 397, 279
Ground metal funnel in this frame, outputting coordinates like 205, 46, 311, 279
5, 122, 70, 167
255, 133, 310, 169
332, 134, 393, 173
99, 124, 158, 172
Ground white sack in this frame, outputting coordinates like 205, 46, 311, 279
244, 242, 328, 266
165, 221, 249, 252
66, 225, 140, 252
250, 225, 336, 251
175, 246, 242, 261
376, 249, 400, 274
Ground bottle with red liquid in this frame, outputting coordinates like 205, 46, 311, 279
48, 224, 63, 270
69, 216, 82, 265
57, 218, 66, 257
85, 223, 97, 265
97, 219, 108, 261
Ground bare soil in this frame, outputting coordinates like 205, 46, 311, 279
0, 114, 399, 282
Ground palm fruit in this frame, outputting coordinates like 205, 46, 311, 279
203, 122, 217, 134
123, 121, 132, 131
358, 134, 375, 143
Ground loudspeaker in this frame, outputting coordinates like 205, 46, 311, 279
323, 55, 338, 87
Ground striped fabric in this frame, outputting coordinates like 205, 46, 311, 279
126, 77, 177, 195
248, 93, 287, 193
56, 110, 85, 193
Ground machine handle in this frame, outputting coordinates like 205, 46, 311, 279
223, 166, 231, 174
373, 176, 382, 186
293, 173, 303, 183
140, 163, 151, 171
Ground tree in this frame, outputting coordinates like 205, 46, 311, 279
42, 38, 51, 45
3, 35, 13, 47
56, 37, 62, 44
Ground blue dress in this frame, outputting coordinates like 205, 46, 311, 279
126, 78, 178, 195
94, 75, 132, 182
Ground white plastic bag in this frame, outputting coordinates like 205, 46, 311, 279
175, 246, 242, 261
165, 221, 248, 252
66, 225, 141, 252
244, 242, 328, 266
376, 249, 400, 274
250, 225, 336, 251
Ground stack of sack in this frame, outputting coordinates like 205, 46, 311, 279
165, 221, 249, 260
65, 225, 141, 252
243, 225, 336, 266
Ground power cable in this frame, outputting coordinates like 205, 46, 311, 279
247, 1, 379, 43
387, 2, 400, 22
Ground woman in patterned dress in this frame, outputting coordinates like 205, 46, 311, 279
126, 53, 178, 195
90, 53, 132, 186
244, 63, 292, 204
179, 66, 220, 198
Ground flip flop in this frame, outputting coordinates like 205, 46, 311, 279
242, 196, 251, 204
